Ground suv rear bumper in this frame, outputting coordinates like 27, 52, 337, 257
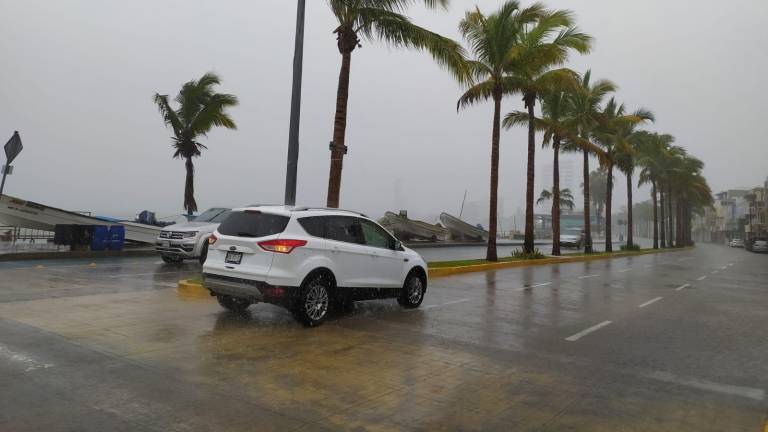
203, 273, 294, 303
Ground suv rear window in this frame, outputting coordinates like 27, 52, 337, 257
217, 211, 289, 238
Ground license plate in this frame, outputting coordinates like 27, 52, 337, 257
225, 251, 243, 264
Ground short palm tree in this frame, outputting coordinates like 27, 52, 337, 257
456, 0, 545, 261
153, 72, 238, 215
505, 11, 591, 254
537, 188, 575, 211
325, 0, 468, 208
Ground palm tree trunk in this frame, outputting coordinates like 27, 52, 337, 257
582, 148, 593, 253
651, 180, 658, 249
486, 94, 501, 262
605, 163, 613, 252
676, 198, 684, 246
523, 96, 536, 254
326, 50, 353, 208
659, 182, 667, 248
184, 157, 197, 215
667, 183, 674, 247
626, 171, 634, 248
551, 137, 561, 256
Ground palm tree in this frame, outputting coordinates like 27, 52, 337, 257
325, 0, 468, 208
504, 85, 600, 256
504, 11, 592, 254
537, 188, 575, 211
616, 130, 655, 248
593, 98, 653, 251
565, 70, 616, 253
638, 133, 675, 249
153, 72, 238, 215
456, 1, 546, 261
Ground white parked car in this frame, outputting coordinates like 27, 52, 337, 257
155, 208, 231, 264
751, 239, 768, 253
202, 206, 428, 327
729, 238, 745, 248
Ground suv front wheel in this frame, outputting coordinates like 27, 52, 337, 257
293, 272, 332, 327
398, 272, 425, 309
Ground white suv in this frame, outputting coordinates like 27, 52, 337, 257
156, 208, 232, 264
202, 206, 429, 326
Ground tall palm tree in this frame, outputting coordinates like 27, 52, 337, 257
504, 11, 592, 254
616, 130, 655, 248
504, 86, 598, 255
456, 1, 546, 261
325, 0, 468, 208
565, 70, 616, 253
593, 98, 653, 251
537, 188, 575, 211
638, 133, 675, 249
153, 72, 238, 215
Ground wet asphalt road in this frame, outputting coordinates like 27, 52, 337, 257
0, 244, 766, 431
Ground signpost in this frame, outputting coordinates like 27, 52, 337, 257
0, 131, 23, 196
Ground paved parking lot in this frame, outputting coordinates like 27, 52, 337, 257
0, 245, 766, 431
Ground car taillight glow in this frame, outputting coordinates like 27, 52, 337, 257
208, 233, 218, 245
258, 239, 307, 254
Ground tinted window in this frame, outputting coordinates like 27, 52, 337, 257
360, 219, 395, 249
325, 216, 363, 244
298, 216, 325, 237
217, 211, 289, 238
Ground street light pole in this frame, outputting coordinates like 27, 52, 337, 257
284, 0, 306, 206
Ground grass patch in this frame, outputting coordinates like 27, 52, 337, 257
428, 256, 528, 268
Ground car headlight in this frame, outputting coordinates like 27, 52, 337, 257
182, 231, 198, 238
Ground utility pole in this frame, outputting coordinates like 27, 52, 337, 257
284, 0, 306, 206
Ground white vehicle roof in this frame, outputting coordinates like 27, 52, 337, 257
231, 205, 369, 219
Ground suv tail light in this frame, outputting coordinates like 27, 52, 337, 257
208, 233, 218, 245
258, 239, 307, 254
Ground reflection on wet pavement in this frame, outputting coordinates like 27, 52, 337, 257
0, 245, 766, 431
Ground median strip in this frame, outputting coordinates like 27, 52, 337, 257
638, 297, 663, 308
565, 320, 612, 342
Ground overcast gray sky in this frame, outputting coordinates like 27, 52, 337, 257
1, 0, 766, 225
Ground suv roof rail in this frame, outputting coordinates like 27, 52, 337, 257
292, 206, 368, 218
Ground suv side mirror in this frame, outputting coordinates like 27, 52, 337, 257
393, 241, 403, 251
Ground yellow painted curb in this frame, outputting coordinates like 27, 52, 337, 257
176, 279, 211, 300
427, 247, 693, 278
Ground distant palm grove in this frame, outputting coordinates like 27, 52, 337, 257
156, 0, 713, 261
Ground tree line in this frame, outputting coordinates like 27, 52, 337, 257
153, 0, 712, 259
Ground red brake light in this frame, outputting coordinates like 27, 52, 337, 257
258, 239, 307, 254
208, 233, 218, 245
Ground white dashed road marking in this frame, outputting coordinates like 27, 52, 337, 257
675, 284, 690, 291
618, 269, 632, 273
696, 276, 707, 281
638, 297, 663, 308
565, 321, 613, 342
578, 274, 599, 279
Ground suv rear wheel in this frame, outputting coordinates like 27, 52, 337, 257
293, 272, 332, 327
398, 272, 425, 309
216, 295, 251, 313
